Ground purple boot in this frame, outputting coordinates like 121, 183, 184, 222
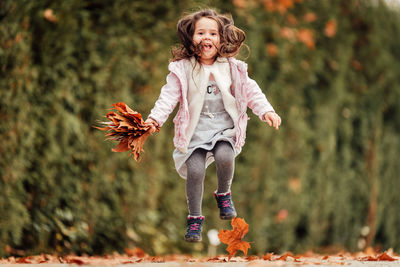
214, 191, 237, 220
184, 216, 204, 242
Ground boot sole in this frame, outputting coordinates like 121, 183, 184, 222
185, 236, 202, 242
220, 213, 237, 220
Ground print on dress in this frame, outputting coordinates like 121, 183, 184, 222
207, 81, 220, 95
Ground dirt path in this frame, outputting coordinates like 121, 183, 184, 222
1, 251, 399, 266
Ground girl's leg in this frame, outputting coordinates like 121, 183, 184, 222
213, 141, 235, 193
185, 148, 207, 217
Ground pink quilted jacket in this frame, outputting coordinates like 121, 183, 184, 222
148, 57, 275, 152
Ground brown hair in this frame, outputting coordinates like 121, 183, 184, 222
171, 9, 246, 62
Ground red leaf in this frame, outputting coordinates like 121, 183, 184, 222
360, 255, 378, 261
64, 257, 86, 265
16, 257, 31, 263
377, 252, 396, 261
359, 252, 396, 262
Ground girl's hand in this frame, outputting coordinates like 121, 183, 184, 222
263, 112, 281, 130
144, 118, 159, 134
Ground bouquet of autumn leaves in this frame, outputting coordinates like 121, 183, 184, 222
95, 102, 158, 161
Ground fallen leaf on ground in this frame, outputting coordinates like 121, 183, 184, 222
218, 217, 251, 259
277, 252, 300, 261
377, 252, 397, 261
359, 252, 396, 261
125, 247, 146, 257
64, 257, 86, 265
16, 257, 31, 263
263, 252, 274, 260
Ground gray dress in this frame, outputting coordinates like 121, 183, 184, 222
173, 70, 240, 179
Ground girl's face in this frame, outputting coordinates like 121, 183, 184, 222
193, 17, 220, 65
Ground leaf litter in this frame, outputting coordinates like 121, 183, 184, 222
1, 248, 399, 265
3, 220, 399, 265
14, 218, 392, 265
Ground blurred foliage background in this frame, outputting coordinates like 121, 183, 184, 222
1, 0, 400, 257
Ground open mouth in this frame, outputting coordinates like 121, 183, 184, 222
202, 43, 213, 51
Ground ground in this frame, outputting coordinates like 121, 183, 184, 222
1, 249, 399, 266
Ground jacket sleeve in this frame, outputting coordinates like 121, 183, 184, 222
148, 72, 181, 127
245, 73, 275, 121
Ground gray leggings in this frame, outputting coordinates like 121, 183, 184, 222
185, 141, 235, 217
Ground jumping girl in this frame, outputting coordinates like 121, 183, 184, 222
145, 9, 281, 242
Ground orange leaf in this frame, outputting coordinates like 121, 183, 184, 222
95, 102, 159, 161
263, 252, 274, 260
288, 177, 301, 193
303, 12, 317, 23
43, 9, 58, 23
277, 252, 294, 260
263, 0, 276, 12
112, 139, 130, 153
266, 43, 278, 57
218, 218, 251, 259
128, 131, 151, 161
125, 247, 146, 258
112, 102, 137, 116
279, 0, 294, 8
296, 28, 315, 49
280, 27, 296, 41
277, 0, 294, 13
275, 209, 288, 222
233, 0, 246, 8
286, 14, 297, 25
324, 19, 337, 37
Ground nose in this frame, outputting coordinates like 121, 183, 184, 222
202, 33, 212, 40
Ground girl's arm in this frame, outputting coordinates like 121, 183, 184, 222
147, 72, 181, 128
246, 75, 274, 118
245, 74, 281, 130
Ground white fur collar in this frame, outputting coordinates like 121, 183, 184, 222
179, 57, 239, 152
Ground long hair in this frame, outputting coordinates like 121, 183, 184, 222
171, 9, 246, 62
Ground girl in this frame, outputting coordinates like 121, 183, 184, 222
145, 9, 281, 242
